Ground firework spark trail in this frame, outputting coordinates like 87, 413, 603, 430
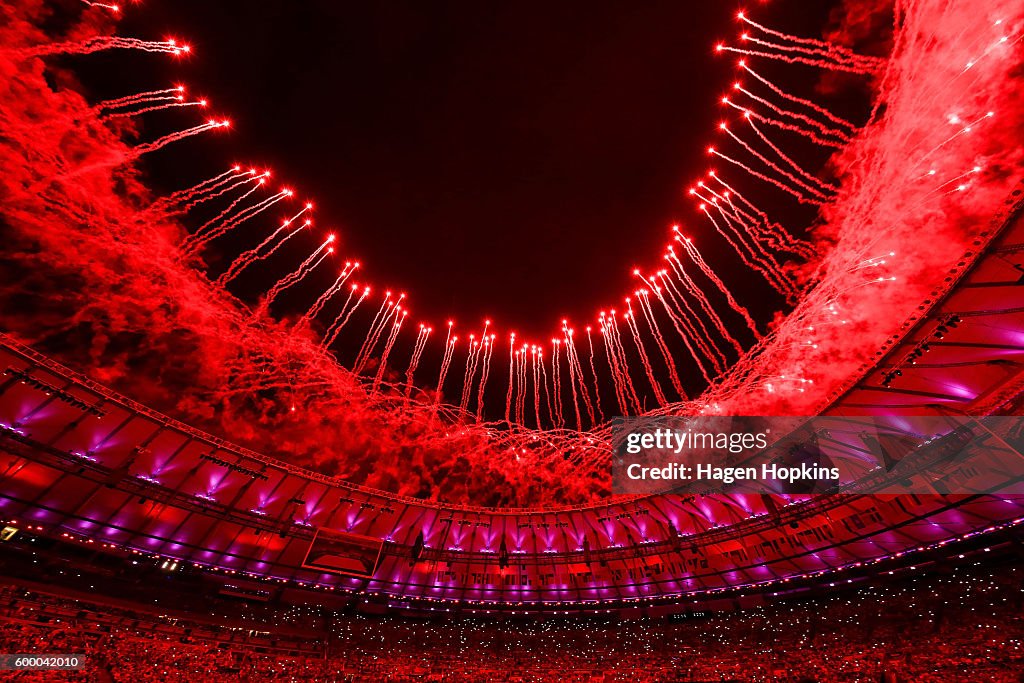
585, 327, 606, 423
103, 97, 207, 120
694, 185, 806, 264
732, 84, 851, 143
570, 331, 598, 427
504, 334, 516, 423
187, 191, 291, 254
459, 335, 481, 414
550, 341, 565, 427
639, 288, 713, 387
914, 111, 996, 169
97, 89, 183, 110
607, 313, 643, 413
646, 281, 711, 386
520, 348, 528, 428
458, 321, 491, 415
738, 12, 867, 59
374, 315, 407, 386
695, 181, 758, 224
698, 202, 795, 298
740, 115, 841, 194
596, 319, 622, 411
639, 281, 721, 378
711, 202, 800, 301
531, 348, 542, 427
184, 189, 291, 254
547, 342, 559, 425
920, 165, 984, 201
218, 220, 306, 284
435, 324, 456, 403
474, 337, 490, 413
564, 336, 584, 430
14, 37, 189, 59
80, 1, 122, 14
706, 198, 798, 296
563, 334, 584, 430
154, 167, 247, 212
628, 278, 690, 396
475, 334, 496, 421
509, 350, 520, 423
320, 285, 362, 349
518, 346, 529, 425
737, 33, 883, 72
354, 294, 399, 373
173, 167, 241, 196
561, 324, 595, 428
129, 120, 228, 158
188, 182, 264, 239
723, 98, 846, 149
707, 173, 815, 258
540, 348, 558, 427
708, 145, 822, 205
694, 183, 797, 257
96, 87, 184, 112
718, 45, 880, 75
174, 171, 266, 213
719, 123, 830, 201
643, 286, 716, 376
405, 324, 432, 390
623, 302, 668, 407
661, 263, 744, 354
216, 212, 310, 286
598, 316, 629, 415
740, 63, 857, 133
849, 252, 895, 274
458, 337, 476, 412
373, 311, 407, 389
298, 262, 358, 326
509, 346, 520, 424
471, 322, 492, 416
359, 300, 402, 373
672, 235, 761, 339
260, 238, 334, 312
652, 273, 728, 369
700, 178, 805, 256
457, 338, 474, 413
958, 34, 1023, 89
824, 275, 897, 306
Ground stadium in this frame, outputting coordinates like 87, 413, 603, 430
0, 0, 1023, 680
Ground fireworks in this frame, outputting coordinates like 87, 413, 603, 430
261, 236, 335, 312
1, 0, 1022, 504
216, 205, 310, 286
322, 285, 371, 350
131, 119, 229, 159
13, 36, 189, 60
404, 324, 432, 391
183, 186, 292, 256
153, 166, 256, 215
299, 261, 359, 327
719, 12, 885, 75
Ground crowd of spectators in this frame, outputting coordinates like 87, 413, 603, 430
0, 562, 1020, 682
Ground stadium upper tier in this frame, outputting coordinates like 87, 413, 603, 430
0, 187, 1022, 611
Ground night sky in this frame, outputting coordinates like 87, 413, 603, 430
78, 0, 843, 338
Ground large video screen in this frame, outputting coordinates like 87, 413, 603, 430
301, 527, 384, 579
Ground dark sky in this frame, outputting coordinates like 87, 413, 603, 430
82, 0, 842, 338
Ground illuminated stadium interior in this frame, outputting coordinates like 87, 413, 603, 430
1, 0, 1023, 680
